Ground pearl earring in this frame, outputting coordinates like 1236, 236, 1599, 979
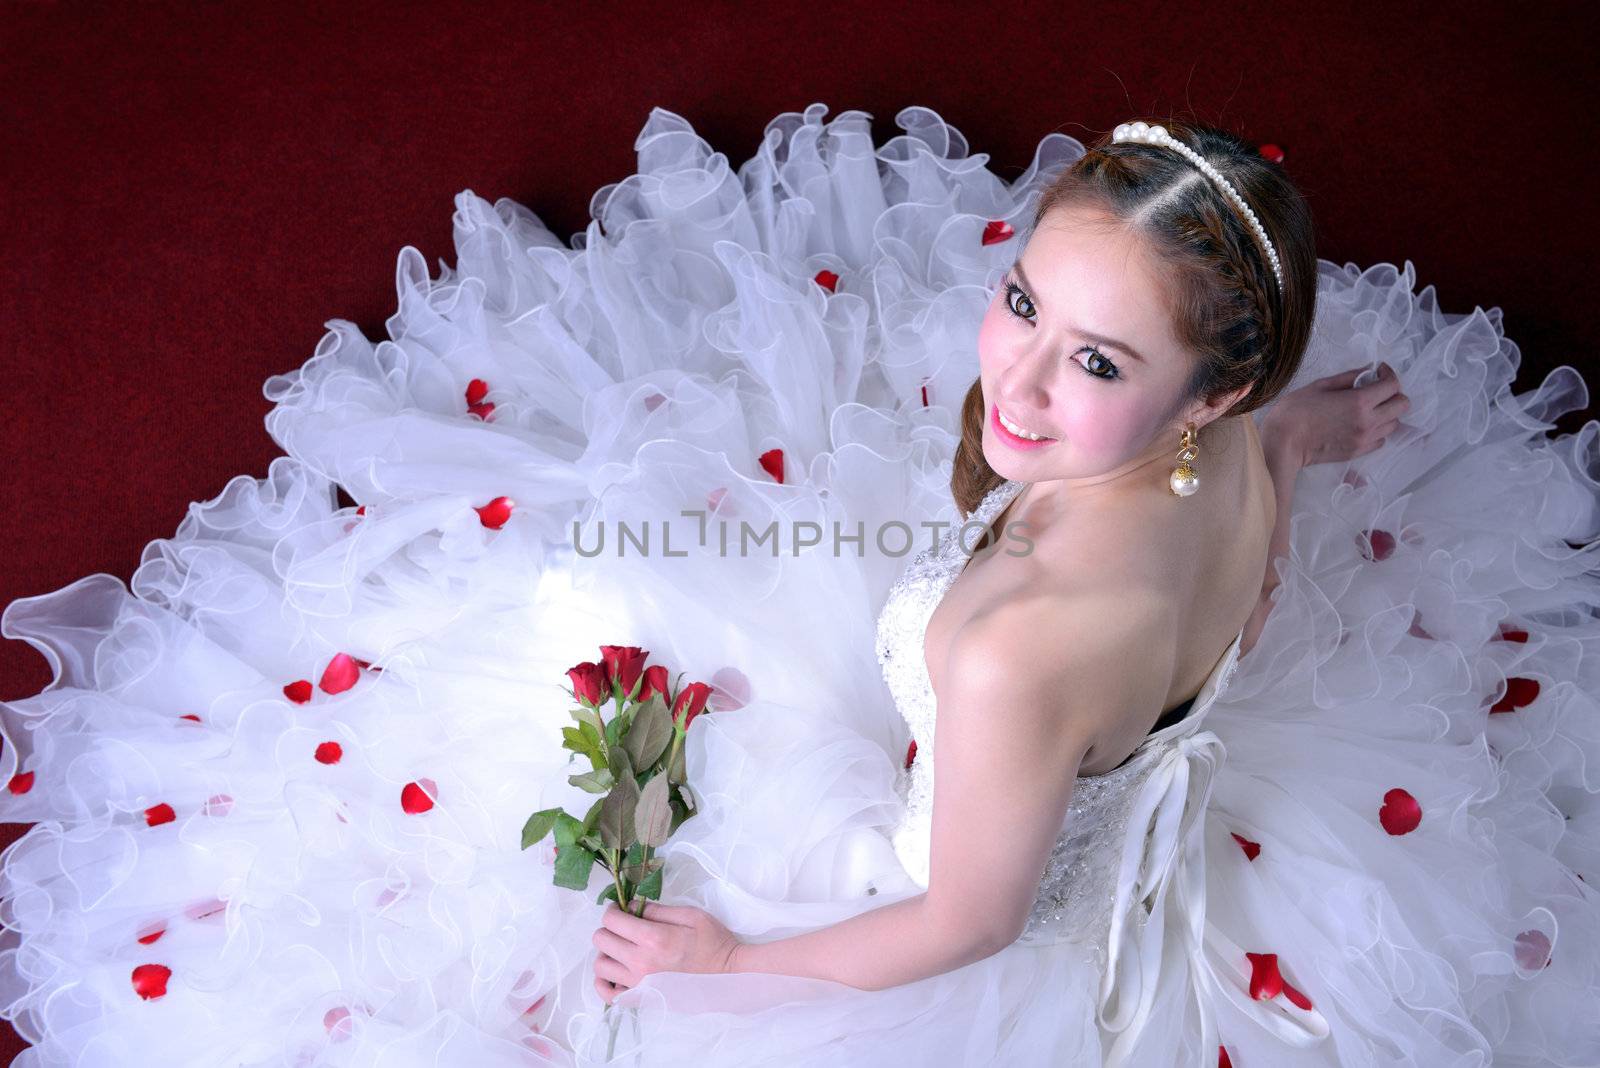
1169, 425, 1200, 497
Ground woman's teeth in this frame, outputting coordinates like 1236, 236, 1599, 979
999, 408, 1054, 441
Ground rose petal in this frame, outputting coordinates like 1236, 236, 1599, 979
476, 496, 515, 530
131, 963, 172, 1000
319, 652, 360, 695
1379, 787, 1422, 835
401, 778, 437, 814
758, 448, 784, 485
981, 219, 1014, 246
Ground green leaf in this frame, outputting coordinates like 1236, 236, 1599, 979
595, 882, 619, 906
581, 796, 605, 836
568, 768, 614, 794
635, 774, 673, 848
573, 705, 606, 738
553, 811, 586, 848
668, 738, 687, 785
604, 708, 626, 749
553, 842, 597, 890
520, 807, 565, 850
599, 769, 641, 852
623, 695, 673, 771
607, 742, 636, 787
635, 866, 663, 901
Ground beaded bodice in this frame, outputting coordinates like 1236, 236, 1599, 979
873, 478, 1244, 948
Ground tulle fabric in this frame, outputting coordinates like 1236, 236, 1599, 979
0, 102, 1595, 1066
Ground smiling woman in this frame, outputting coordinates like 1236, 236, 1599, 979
1, 103, 1597, 1067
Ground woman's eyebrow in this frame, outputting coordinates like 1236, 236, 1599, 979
1010, 260, 1149, 364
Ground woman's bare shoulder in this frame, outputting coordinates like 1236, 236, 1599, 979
944, 587, 1176, 761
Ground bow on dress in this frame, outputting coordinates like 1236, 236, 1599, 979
1097, 730, 1331, 1065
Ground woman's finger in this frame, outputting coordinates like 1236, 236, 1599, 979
594, 974, 628, 1005
594, 950, 636, 987
594, 926, 635, 963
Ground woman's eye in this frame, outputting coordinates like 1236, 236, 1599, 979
1002, 281, 1035, 321
1080, 351, 1119, 380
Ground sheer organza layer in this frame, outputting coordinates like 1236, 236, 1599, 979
2, 102, 1597, 1066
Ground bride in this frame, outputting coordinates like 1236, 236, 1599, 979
3, 105, 1597, 1066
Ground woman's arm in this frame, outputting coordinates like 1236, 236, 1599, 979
1241, 424, 1304, 656
728, 890, 1001, 992
1242, 363, 1409, 655
1258, 419, 1306, 603
730, 591, 1164, 991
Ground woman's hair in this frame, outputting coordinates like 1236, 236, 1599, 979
951, 117, 1317, 516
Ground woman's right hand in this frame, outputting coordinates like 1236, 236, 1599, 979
1261, 361, 1411, 469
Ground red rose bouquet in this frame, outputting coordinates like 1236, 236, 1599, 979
520, 644, 713, 1055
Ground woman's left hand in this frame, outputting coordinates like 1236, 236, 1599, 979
592, 900, 744, 1006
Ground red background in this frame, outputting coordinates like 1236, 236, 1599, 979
2, 0, 1595, 1058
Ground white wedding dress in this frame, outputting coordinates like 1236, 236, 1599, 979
2, 102, 1598, 1067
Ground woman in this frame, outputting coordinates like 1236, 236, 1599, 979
3, 105, 1596, 1066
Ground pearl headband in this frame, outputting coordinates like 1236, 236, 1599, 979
1111, 121, 1283, 289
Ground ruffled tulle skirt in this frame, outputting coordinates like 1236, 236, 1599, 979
2, 103, 1598, 1067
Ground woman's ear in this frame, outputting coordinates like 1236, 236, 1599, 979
1187, 383, 1255, 430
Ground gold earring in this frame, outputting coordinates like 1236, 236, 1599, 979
1169, 424, 1199, 497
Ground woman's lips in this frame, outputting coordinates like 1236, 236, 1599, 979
990, 404, 1058, 450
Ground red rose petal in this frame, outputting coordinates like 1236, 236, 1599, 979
131, 963, 172, 1000
319, 652, 361, 695
1514, 929, 1553, 970
1496, 624, 1529, 643
709, 666, 751, 712
905, 739, 918, 769
1245, 951, 1283, 1000
920, 376, 931, 408
185, 897, 227, 922
1282, 978, 1314, 1010
981, 219, 1014, 246
1257, 142, 1286, 164
7, 771, 34, 795
315, 741, 344, 765
356, 505, 367, 516
135, 925, 166, 945
401, 778, 437, 814
284, 679, 314, 704
144, 803, 176, 828
1489, 676, 1540, 714
706, 486, 731, 515
1231, 832, 1261, 861
202, 793, 233, 817
476, 496, 515, 530
758, 448, 785, 485
1359, 528, 1396, 561
179, 713, 202, 723
465, 378, 490, 405
467, 400, 496, 421
1408, 609, 1434, 640
643, 392, 667, 412
1379, 787, 1422, 835
814, 269, 839, 292
1219, 1045, 1233, 1068
324, 1006, 355, 1042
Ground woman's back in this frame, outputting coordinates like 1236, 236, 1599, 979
925, 412, 1274, 775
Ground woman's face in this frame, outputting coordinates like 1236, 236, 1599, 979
976, 202, 1213, 491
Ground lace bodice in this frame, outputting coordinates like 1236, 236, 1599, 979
873, 478, 1244, 948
